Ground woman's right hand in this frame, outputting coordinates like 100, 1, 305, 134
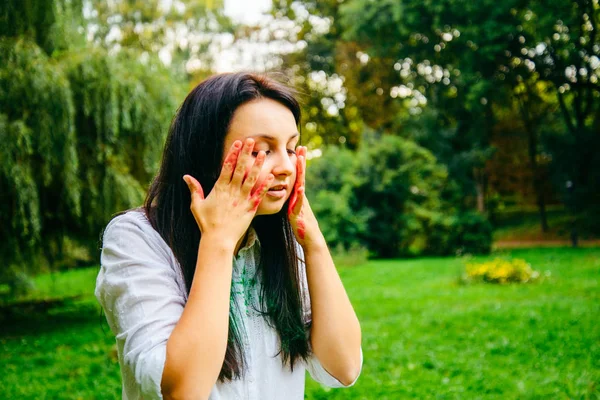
182, 138, 273, 246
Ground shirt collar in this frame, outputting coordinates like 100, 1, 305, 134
238, 225, 260, 253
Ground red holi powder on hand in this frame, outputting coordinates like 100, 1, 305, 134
250, 181, 268, 212
223, 151, 238, 168
297, 219, 306, 240
251, 197, 261, 212
287, 192, 298, 215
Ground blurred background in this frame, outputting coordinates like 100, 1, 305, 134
1, 0, 599, 398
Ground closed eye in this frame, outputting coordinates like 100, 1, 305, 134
251, 149, 297, 157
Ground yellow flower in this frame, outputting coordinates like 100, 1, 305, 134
465, 258, 539, 284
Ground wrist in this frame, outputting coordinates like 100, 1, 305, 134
200, 232, 237, 253
302, 231, 328, 253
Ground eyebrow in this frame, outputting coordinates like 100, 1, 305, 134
250, 133, 300, 142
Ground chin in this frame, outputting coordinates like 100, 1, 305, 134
255, 205, 284, 216
256, 197, 289, 216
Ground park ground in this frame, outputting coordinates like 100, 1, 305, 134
1, 245, 598, 399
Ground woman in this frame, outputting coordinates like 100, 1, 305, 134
96, 72, 363, 400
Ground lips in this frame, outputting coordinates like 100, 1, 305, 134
266, 184, 288, 199
268, 184, 287, 191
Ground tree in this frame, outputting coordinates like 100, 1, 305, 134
518, 0, 600, 243
272, 0, 527, 212
273, 0, 600, 242
87, 0, 232, 76
0, 0, 182, 295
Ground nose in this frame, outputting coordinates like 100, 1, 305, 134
270, 148, 295, 178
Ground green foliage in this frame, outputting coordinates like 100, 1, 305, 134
330, 243, 369, 268
88, 0, 232, 76
353, 134, 450, 257
59, 48, 180, 235
0, 0, 84, 54
0, 0, 182, 292
274, 0, 600, 235
306, 146, 371, 250
307, 135, 492, 258
0, 38, 78, 279
427, 211, 493, 256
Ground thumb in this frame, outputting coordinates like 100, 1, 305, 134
183, 174, 205, 200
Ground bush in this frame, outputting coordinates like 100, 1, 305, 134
427, 211, 493, 255
352, 134, 451, 257
307, 146, 370, 251
307, 134, 493, 258
330, 243, 370, 268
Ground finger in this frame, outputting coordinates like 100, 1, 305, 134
243, 150, 266, 197
288, 158, 304, 216
291, 186, 304, 215
183, 174, 205, 200
230, 138, 254, 188
250, 173, 274, 212
297, 154, 306, 191
298, 145, 308, 159
287, 190, 298, 216
301, 147, 307, 186
292, 147, 301, 192
288, 168, 300, 215
216, 140, 243, 186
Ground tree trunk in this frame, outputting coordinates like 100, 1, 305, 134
529, 137, 549, 233
518, 86, 549, 232
570, 217, 579, 248
536, 192, 549, 232
474, 167, 486, 213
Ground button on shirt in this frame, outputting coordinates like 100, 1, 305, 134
95, 210, 363, 400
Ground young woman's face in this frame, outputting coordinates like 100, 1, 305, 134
223, 98, 299, 216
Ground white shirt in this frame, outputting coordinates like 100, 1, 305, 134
95, 210, 363, 400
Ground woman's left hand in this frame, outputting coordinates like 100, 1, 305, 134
288, 146, 323, 249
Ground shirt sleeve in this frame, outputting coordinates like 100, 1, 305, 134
305, 348, 364, 388
95, 212, 187, 400
295, 242, 364, 388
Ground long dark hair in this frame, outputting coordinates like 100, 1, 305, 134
144, 72, 310, 381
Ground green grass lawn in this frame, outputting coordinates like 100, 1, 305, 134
1, 248, 599, 399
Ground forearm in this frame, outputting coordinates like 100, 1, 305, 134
161, 233, 235, 400
304, 235, 362, 386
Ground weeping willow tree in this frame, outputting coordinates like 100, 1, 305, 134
0, 0, 182, 295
